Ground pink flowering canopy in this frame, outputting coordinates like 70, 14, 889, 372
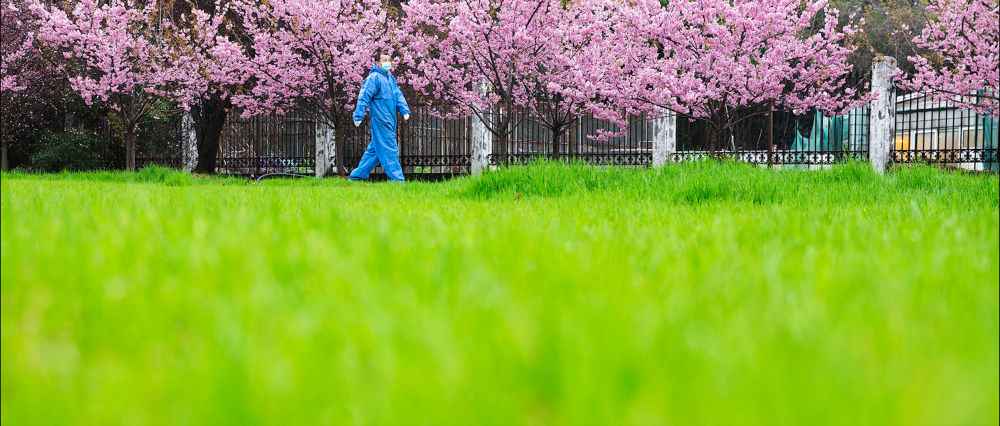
30, 0, 248, 111
907, 0, 999, 116
30, 0, 173, 109
401, 0, 634, 142
519, 0, 639, 139
231, 0, 389, 125
156, 1, 250, 109
401, 0, 541, 124
616, 0, 862, 127
1, 0, 36, 95
29, 0, 197, 169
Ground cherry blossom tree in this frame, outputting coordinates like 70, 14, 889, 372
1, 0, 34, 96
231, 0, 389, 174
2, 0, 34, 169
907, 0, 998, 116
31, 0, 179, 170
401, 0, 634, 157
400, 0, 527, 149
514, 0, 637, 155
2, 0, 48, 170
617, 0, 863, 150
159, 0, 249, 173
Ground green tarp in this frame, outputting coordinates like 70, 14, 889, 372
983, 113, 998, 172
790, 108, 868, 154
789, 107, 995, 170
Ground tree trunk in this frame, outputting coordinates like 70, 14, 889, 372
333, 113, 348, 176
767, 108, 775, 167
62, 97, 73, 131
498, 115, 509, 159
192, 95, 228, 174
551, 125, 562, 160
499, 106, 512, 159
703, 123, 713, 153
125, 130, 137, 171
1, 143, 8, 171
723, 124, 732, 152
708, 119, 723, 154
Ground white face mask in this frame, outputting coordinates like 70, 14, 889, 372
381, 62, 392, 71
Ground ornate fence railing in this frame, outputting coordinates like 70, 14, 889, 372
215, 111, 316, 175
135, 113, 186, 170
672, 106, 870, 166
137, 96, 998, 176
487, 110, 654, 166
891, 89, 999, 172
137, 109, 316, 175
341, 106, 472, 177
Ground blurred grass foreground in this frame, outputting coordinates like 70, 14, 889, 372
2, 162, 998, 425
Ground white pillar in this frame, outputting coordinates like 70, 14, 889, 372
470, 110, 492, 175
869, 56, 897, 173
329, 122, 336, 175
315, 119, 335, 177
182, 112, 198, 172
652, 110, 676, 167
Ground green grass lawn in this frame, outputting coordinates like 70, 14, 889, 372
2, 162, 998, 426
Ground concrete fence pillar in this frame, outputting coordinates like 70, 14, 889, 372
182, 112, 198, 172
470, 110, 492, 176
869, 56, 898, 173
651, 110, 676, 167
315, 119, 335, 177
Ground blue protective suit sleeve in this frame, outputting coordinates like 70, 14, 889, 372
394, 81, 411, 117
352, 74, 378, 123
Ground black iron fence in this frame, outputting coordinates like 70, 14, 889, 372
892, 89, 998, 172
215, 110, 315, 175
341, 106, 471, 177
673, 107, 870, 166
135, 112, 186, 169
488, 110, 654, 166
130, 95, 999, 176
136, 110, 316, 175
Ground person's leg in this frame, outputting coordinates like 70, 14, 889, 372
348, 140, 379, 180
372, 124, 405, 182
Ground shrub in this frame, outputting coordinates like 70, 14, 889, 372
29, 130, 124, 172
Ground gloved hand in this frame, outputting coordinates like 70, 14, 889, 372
353, 120, 361, 127
403, 115, 410, 121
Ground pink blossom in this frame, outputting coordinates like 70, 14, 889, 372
30, 0, 183, 169
230, 0, 389, 126
613, 0, 864, 134
152, 3, 251, 109
906, 0, 999, 116
1, 0, 35, 95
401, 0, 636, 145
30, 0, 168, 108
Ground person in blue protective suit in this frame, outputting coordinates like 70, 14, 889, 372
349, 54, 411, 181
